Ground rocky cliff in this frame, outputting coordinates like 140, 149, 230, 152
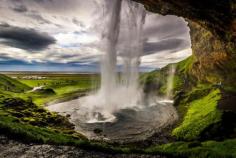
138, 0, 236, 142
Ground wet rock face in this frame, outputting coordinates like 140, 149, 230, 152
188, 21, 236, 83
134, 0, 236, 84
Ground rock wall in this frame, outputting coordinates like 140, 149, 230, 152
138, 0, 236, 141
134, 0, 236, 84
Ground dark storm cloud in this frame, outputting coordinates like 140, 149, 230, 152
0, 24, 56, 50
143, 38, 189, 55
0, 22, 10, 27
11, 5, 28, 13
0, 53, 12, 60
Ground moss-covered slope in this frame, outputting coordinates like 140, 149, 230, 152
0, 74, 30, 92
142, 55, 236, 141
172, 89, 222, 140
145, 139, 236, 158
0, 94, 86, 142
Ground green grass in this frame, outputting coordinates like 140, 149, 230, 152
0, 95, 82, 134
0, 74, 142, 154
0, 94, 93, 148
0, 94, 139, 154
1, 71, 236, 157
18, 74, 99, 93
0, 115, 136, 154
0, 74, 30, 92
2, 73, 100, 105
172, 89, 222, 140
3, 100, 234, 158
176, 56, 195, 74
0, 115, 84, 144
145, 139, 236, 158
0, 101, 141, 154
1, 105, 236, 158
141, 56, 195, 97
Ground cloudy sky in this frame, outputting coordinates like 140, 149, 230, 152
0, 0, 192, 72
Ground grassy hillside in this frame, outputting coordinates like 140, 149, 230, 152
2, 73, 100, 105
0, 94, 86, 141
0, 74, 31, 93
141, 56, 195, 97
172, 89, 222, 140
1, 91, 236, 158
145, 139, 236, 158
140, 55, 236, 157
141, 55, 236, 154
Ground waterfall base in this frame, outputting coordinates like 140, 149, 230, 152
47, 98, 178, 143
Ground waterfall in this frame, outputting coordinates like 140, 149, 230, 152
166, 65, 176, 98
120, 0, 146, 93
76, 0, 146, 122
47, 0, 179, 140
100, 0, 146, 107
100, 0, 122, 96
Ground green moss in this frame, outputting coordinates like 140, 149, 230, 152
145, 139, 236, 158
0, 115, 83, 144
0, 94, 86, 137
177, 56, 195, 74
172, 89, 222, 140
0, 74, 30, 92
173, 75, 184, 92
0, 115, 146, 154
0, 93, 142, 154
141, 56, 194, 97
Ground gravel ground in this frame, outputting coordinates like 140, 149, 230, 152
0, 136, 166, 158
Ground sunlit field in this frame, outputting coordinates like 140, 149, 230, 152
3, 73, 100, 105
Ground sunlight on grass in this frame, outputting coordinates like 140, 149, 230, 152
172, 89, 222, 140
145, 139, 236, 158
13, 74, 100, 105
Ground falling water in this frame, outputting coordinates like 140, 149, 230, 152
47, 0, 179, 141
166, 65, 176, 98
100, 0, 122, 96
101, 0, 146, 113
120, 0, 146, 95
72, 0, 147, 122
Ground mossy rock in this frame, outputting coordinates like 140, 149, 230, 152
172, 89, 222, 140
2, 97, 30, 107
31, 88, 56, 95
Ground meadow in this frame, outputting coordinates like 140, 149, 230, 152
4, 72, 100, 105
1, 72, 236, 158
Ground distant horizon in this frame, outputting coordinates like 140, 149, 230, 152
0, 64, 156, 73
0, 67, 156, 74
